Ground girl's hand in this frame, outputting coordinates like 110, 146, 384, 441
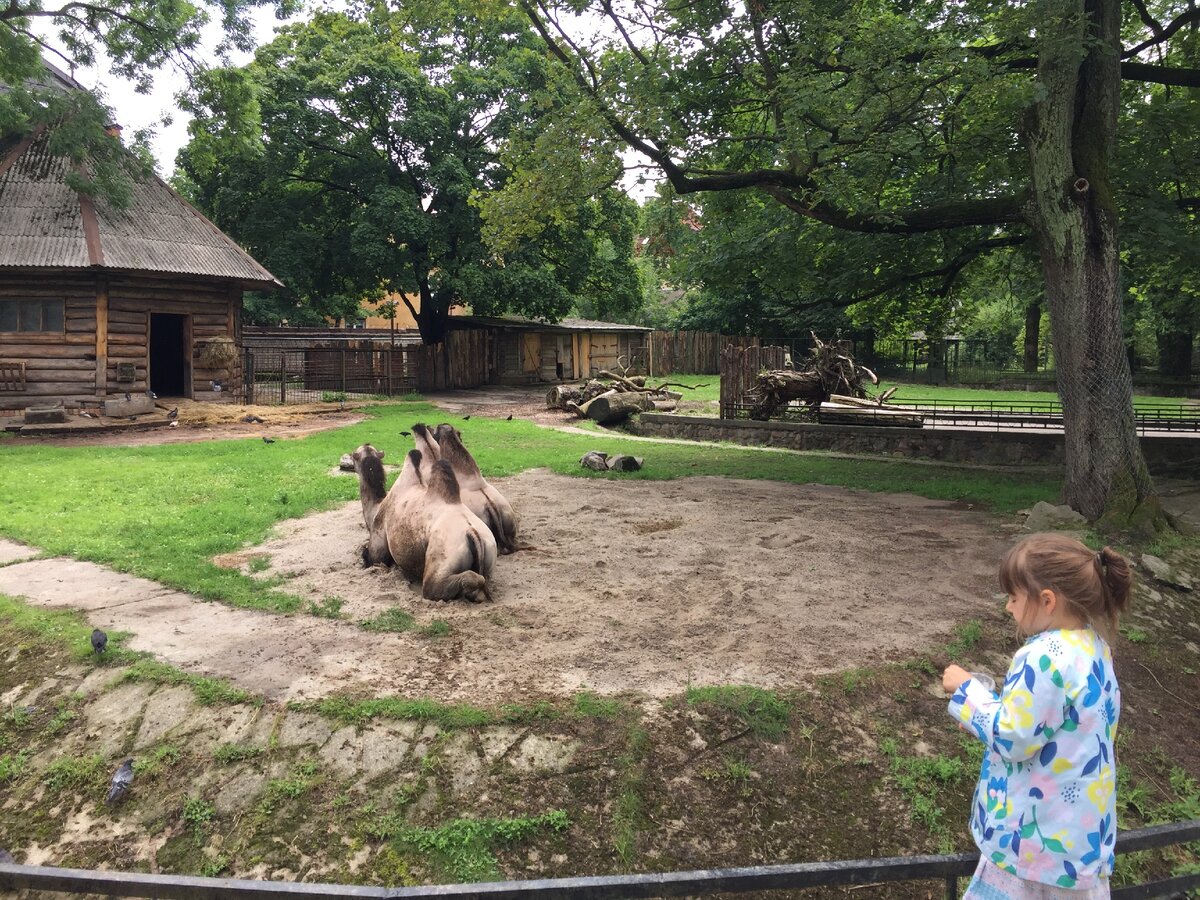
942, 664, 971, 694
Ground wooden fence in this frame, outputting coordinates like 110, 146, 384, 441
412, 328, 491, 391
650, 332, 761, 376
719, 343, 788, 419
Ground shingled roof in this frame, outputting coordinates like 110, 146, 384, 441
0, 67, 281, 289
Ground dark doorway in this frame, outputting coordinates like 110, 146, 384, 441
150, 313, 189, 397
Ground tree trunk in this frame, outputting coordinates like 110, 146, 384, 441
1024, 0, 1162, 530
1157, 329, 1194, 378
1023, 301, 1041, 373
415, 279, 450, 345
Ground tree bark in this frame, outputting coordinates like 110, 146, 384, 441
1024, 0, 1162, 530
1023, 301, 1041, 373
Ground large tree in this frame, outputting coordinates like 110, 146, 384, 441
507, 0, 1199, 526
0, 0, 293, 199
177, 5, 644, 341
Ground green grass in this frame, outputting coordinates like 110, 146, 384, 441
119, 659, 257, 707
572, 690, 621, 719
43, 754, 105, 795
213, 743, 263, 764
945, 620, 984, 661
0, 593, 135, 664
686, 685, 792, 739
359, 607, 451, 637
879, 737, 977, 852
302, 696, 495, 729
0, 400, 1059, 614
379, 810, 569, 882
880, 380, 1189, 409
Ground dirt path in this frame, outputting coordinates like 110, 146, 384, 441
0, 472, 1015, 704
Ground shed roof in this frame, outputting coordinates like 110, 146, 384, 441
449, 314, 650, 333
0, 65, 281, 290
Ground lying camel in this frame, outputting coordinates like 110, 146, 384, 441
432, 423, 519, 554
352, 443, 496, 602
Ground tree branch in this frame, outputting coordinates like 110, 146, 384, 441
1119, 60, 1200, 86
1123, 5, 1200, 57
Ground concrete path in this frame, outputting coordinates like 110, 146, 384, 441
0, 542, 413, 702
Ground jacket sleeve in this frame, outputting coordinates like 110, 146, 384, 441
947, 639, 1066, 763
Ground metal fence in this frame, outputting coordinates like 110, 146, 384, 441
2, 820, 1197, 899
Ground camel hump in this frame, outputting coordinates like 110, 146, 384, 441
427, 459, 461, 503
434, 425, 482, 477
397, 449, 425, 487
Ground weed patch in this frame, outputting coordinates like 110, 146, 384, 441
612, 723, 649, 867
213, 743, 263, 765
119, 660, 258, 707
303, 696, 492, 729
686, 686, 791, 739
306, 596, 345, 619
259, 761, 321, 815
945, 621, 983, 661
359, 608, 451, 637
183, 796, 216, 843
43, 754, 104, 795
880, 738, 974, 852
573, 690, 621, 719
386, 811, 569, 882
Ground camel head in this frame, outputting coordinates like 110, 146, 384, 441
351, 444, 387, 501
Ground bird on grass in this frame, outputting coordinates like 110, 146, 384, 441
506, 414, 513, 421
91, 628, 107, 655
166, 407, 178, 420
400, 430, 411, 437
262, 436, 276, 444
107, 759, 134, 805
463, 414, 471, 420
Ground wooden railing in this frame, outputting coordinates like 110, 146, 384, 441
0, 360, 26, 391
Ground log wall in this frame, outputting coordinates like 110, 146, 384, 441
651, 331, 761, 376
0, 271, 243, 410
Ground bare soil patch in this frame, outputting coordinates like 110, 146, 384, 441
225, 470, 1012, 701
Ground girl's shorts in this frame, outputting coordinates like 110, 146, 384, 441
962, 858, 1110, 899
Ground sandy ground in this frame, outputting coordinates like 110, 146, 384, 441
214, 470, 1012, 700
0, 472, 1012, 703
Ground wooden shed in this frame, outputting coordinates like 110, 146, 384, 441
0, 72, 281, 412
448, 316, 652, 385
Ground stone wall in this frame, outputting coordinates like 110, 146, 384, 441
627, 414, 1200, 477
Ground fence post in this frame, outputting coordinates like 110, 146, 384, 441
279, 351, 287, 404
341, 348, 347, 396
386, 349, 393, 397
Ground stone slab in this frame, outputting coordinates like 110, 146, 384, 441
0, 539, 40, 565
0, 558, 176, 611
103, 396, 156, 417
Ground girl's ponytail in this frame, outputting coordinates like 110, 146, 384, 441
1097, 546, 1133, 629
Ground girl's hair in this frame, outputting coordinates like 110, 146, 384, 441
999, 533, 1133, 638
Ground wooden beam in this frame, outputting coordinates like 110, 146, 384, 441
95, 278, 108, 397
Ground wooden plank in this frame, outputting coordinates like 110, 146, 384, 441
108, 333, 148, 346
15, 369, 96, 384
95, 280, 108, 398
24, 358, 96, 371
0, 343, 94, 357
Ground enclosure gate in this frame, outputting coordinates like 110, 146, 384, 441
242, 347, 418, 405
1, 820, 1197, 899
719, 343, 788, 419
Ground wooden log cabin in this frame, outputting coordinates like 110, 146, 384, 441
0, 95, 280, 412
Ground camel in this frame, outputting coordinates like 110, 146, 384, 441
351, 443, 497, 602
350, 443, 395, 567
432, 423, 519, 553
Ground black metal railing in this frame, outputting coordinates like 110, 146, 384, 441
242, 347, 418, 405
2, 820, 1197, 900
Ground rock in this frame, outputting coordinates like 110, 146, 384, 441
1023, 501, 1087, 532
1141, 554, 1194, 592
580, 451, 609, 472
606, 455, 644, 472
338, 454, 356, 472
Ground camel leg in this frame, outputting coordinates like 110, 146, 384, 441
361, 530, 394, 568
422, 569, 492, 603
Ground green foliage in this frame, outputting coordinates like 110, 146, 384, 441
384, 811, 569, 882
120, 660, 256, 707
304, 696, 492, 730
0, 750, 30, 783
213, 743, 263, 765
686, 686, 791, 739
572, 690, 621, 719
43, 754, 105, 794
612, 724, 649, 867
357, 607, 450, 638
183, 796, 216, 842
260, 761, 320, 814
306, 596, 345, 620
945, 621, 984, 661
134, 744, 182, 778
880, 740, 974, 851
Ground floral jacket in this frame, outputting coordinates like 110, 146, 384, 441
947, 627, 1119, 890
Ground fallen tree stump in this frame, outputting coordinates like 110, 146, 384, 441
748, 333, 880, 420
579, 390, 654, 425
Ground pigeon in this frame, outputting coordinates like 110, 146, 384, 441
400, 430, 411, 437
81, 411, 94, 419
166, 408, 178, 420
241, 414, 263, 424
124, 392, 131, 401
0, 848, 13, 864
91, 628, 107, 654
127, 416, 137, 422
463, 414, 471, 420
262, 436, 276, 444
168, 421, 178, 429
506, 414, 513, 421
106, 759, 133, 804
147, 390, 157, 400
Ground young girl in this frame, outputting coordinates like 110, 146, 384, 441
943, 533, 1133, 899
